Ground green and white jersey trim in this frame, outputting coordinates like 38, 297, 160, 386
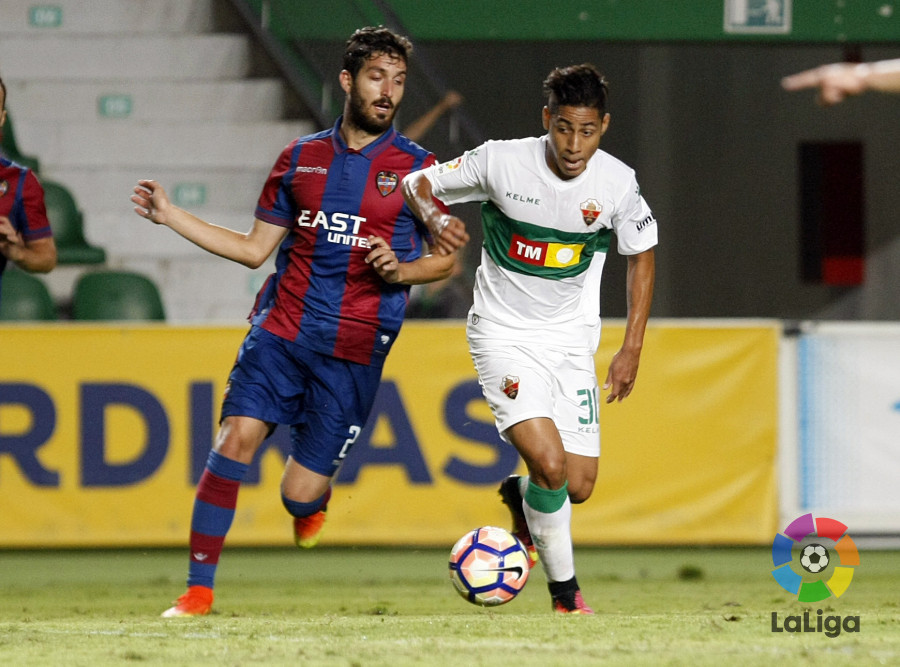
424, 136, 657, 352
481, 201, 612, 280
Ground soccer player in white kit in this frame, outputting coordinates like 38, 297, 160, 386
403, 64, 657, 613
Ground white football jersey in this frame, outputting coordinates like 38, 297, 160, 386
423, 136, 658, 353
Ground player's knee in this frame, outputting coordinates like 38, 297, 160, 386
213, 417, 269, 462
528, 454, 567, 489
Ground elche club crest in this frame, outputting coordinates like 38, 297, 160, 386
579, 198, 602, 226
376, 171, 398, 197
501, 375, 519, 400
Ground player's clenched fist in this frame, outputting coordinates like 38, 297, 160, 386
365, 235, 401, 283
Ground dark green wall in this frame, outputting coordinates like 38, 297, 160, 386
251, 0, 900, 43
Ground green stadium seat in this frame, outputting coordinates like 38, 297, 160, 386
0, 111, 41, 172
42, 181, 107, 265
72, 270, 165, 321
0, 268, 57, 320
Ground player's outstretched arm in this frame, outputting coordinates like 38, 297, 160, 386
131, 179, 286, 268
782, 58, 900, 105
603, 248, 655, 403
366, 235, 457, 285
401, 171, 468, 256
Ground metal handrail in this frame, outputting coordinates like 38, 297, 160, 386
225, 0, 485, 150
225, 0, 335, 129
370, 0, 485, 147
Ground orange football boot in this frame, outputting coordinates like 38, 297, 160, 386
161, 585, 214, 618
293, 488, 331, 549
552, 590, 595, 615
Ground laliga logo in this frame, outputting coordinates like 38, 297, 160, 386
770, 514, 861, 638
771, 513, 860, 601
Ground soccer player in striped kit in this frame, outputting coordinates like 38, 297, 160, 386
132, 26, 468, 617
0, 74, 57, 299
403, 64, 657, 613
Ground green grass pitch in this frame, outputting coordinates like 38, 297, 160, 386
0, 547, 897, 665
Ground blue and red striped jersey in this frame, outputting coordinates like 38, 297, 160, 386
0, 156, 53, 279
250, 117, 444, 366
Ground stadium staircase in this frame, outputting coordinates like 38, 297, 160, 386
0, 0, 314, 321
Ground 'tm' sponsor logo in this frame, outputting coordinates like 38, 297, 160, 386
508, 234, 583, 268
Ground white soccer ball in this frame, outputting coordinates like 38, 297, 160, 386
799, 543, 830, 573
448, 526, 530, 606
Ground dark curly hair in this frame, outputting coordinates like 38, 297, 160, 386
343, 26, 413, 78
543, 64, 609, 115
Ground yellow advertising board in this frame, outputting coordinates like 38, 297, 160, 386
0, 321, 778, 547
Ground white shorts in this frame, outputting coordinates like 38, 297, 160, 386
467, 339, 601, 458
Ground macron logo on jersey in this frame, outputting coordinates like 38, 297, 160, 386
508, 233, 583, 268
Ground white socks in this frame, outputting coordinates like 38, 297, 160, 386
520, 475, 575, 583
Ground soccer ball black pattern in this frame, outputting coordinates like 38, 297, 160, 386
799, 543, 830, 573
448, 526, 530, 606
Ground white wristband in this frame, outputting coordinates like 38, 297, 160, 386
434, 214, 450, 237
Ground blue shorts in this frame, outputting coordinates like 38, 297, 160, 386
221, 326, 383, 476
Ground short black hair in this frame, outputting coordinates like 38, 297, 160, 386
543, 64, 609, 116
0, 74, 6, 112
342, 26, 412, 78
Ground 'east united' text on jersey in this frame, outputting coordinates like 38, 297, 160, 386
423, 136, 658, 353
251, 118, 440, 366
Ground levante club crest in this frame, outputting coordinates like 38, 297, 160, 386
376, 171, 399, 197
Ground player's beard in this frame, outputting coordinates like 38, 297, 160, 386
346, 86, 396, 136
